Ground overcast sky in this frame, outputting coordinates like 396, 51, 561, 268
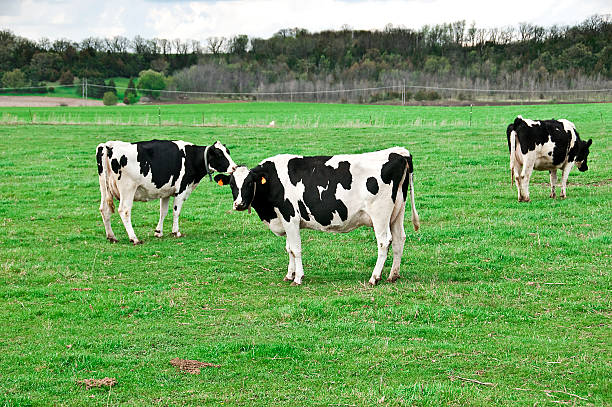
1, 0, 610, 42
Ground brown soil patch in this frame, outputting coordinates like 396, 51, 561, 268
534, 178, 612, 187
0, 96, 103, 107
77, 377, 117, 389
170, 358, 220, 374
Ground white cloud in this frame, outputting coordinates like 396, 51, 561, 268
0, 0, 609, 41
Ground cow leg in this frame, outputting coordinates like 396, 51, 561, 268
387, 209, 406, 283
519, 156, 535, 202
369, 219, 392, 286
154, 197, 170, 237
514, 167, 522, 202
283, 242, 296, 282
283, 221, 304, 285
117, 186, 141, 245
560, 164, 574, 199
98, 179, 117, 243
549, 170, 558, 199
171, 194, 187, 237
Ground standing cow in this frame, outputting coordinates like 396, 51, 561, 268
507, 115, 592, 202
96, 139, 237, 244
214, 147, 420, 285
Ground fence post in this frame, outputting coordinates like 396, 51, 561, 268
469, 104, 473, 127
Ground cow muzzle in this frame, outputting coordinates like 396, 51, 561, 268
233, 202, 249, 212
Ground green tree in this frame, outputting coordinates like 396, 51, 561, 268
58, 70, 74, 85
107, 78, 117, 95
137, 69, 166, 99
102, 91, 118, 105
2, 68, 29, 89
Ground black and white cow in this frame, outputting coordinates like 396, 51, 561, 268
96, 140, 237, 244
214, 147, 420, 285
507, 115, 592, 202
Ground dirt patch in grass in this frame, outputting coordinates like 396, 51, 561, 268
0, 96, 103, 107
170, 358, 220, 374
533, 178, 612, 187
77, 378, 117, 389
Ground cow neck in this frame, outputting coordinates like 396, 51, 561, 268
203, 145, 213, 182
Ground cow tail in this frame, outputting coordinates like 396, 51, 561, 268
509, 129, 517, 186
97, 143, 116, 213
406, 154, 420, 232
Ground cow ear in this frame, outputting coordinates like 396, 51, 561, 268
260, 176, 267, 185
586, 139, 592, 147
214, 174, 230, 186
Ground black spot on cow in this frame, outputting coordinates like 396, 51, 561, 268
548, 151, 552, 156
287, 156, 352, 226
110, 155, 128, 179
178, 144, 209, 194
298, 200, 310, 221
366, 177, 379, 195
251, 161, 295, 222
96, 146, 104, 175
206, 144, 231, 173
135, 140, 186, 189
381, 153, 408, 202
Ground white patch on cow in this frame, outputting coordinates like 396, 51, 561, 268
231, 166, 251, 208
522, 117, 540, 127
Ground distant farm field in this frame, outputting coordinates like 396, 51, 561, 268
0, 102, 610, 406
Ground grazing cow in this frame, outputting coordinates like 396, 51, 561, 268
96, 140, 237, 244
214, 147, 420, 285
507, 116, 592, 202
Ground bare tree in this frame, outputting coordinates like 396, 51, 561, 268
206, 37, 226, 55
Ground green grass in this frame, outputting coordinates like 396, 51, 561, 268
0, 102, 610, 406
0, 76, 137, 101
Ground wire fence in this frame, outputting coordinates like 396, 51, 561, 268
1, 82, 611, 104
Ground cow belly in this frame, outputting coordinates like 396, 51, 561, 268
134, 185, 176, 201
533, 157, 559, 171
300, 210, 372, 233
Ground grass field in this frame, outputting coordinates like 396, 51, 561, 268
0, 102, 610, 406
0, 77, 137, 101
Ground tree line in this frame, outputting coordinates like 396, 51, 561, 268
1, 14, 610, 102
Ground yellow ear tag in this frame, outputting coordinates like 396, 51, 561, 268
217, 180, 224, 186
261, 177, 267, 185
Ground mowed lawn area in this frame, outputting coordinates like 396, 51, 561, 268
0, 102, 610, 406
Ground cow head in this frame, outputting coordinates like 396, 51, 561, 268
215, 166, 266, 211
206, 141, 238, 174
575, 138, 592, 172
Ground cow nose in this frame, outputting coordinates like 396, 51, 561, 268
234, 202, 248, 211
230, 165, 237, 173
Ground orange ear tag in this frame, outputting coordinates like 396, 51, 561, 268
261, 177, 267, 185
217, 180, 224, 186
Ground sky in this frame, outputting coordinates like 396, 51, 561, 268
0, 0, 610, 43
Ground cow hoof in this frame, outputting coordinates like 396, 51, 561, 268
560, 195, 566, 199
549, 193, 556, 199
290, 281, 301, 286
368, 278, 379, 286
154, 230, 163, 238
107, 236, 118, 243
171, 232, 183, 237
283, 276, 294, 282
130, 239, 142, 245
386, 274, 400, 283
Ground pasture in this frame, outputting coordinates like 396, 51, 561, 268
0, 102, 610, 406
